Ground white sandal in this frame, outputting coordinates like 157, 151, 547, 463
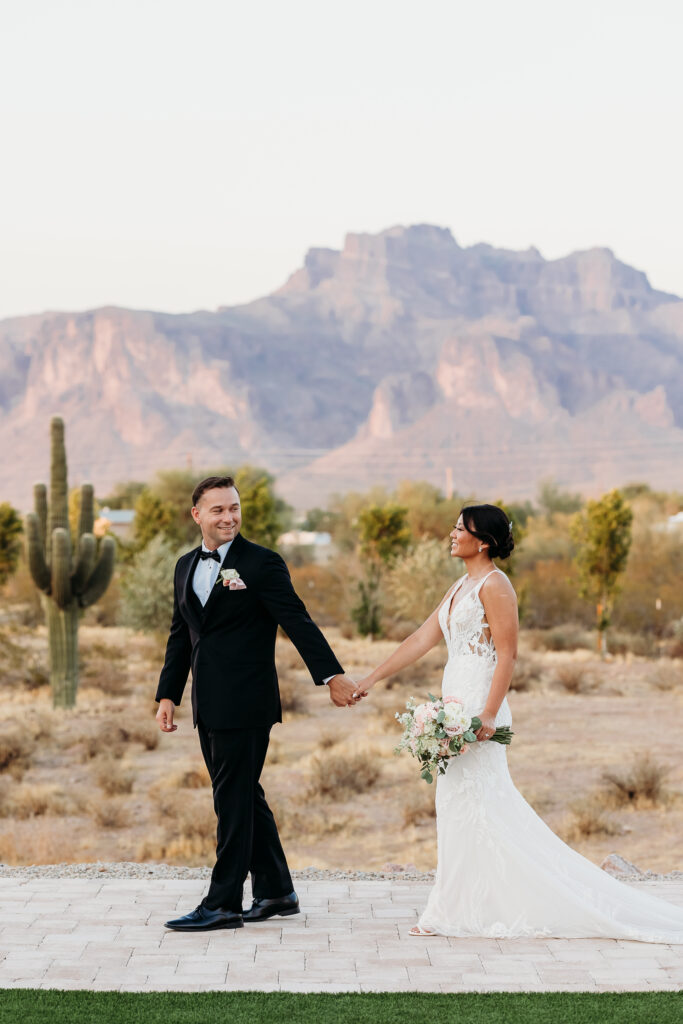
408, 924, 437, 936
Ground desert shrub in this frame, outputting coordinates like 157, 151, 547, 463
289, 564, 347, 626
0, 629, 49, 690
389, 648, 444, 692
307, 751, 380, 800
516, 559, 592, 629
564, 796, 622, 840
95, 759, 135, 795
81, 716, 158, 761
268, 793, 352, 840
0, 722, 36, 778
384, 539, 456, 628
0, 783, 76, 819
601, 758, 671, 808
140, 790, 217, 861
552, 664, 597, 695
606, 631, 658, 657
509, 653, 543, 692
529, 624, 594, 652
91, 796, 130, 828
401, 788, 436, 827
317, 731, 342, 751
0, 558, 43, 626
119, 534, 189, 633
278, 675, 309, 714
649, 662, 683, 691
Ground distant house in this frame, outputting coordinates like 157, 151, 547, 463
95, 507, 136, 540
278, 530, 332, 562
665, 511, 683, 531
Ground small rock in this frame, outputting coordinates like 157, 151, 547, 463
601, 853, 643, 877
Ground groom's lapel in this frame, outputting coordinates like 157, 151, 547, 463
180, 547, 203, 631
201, 532, 246, 621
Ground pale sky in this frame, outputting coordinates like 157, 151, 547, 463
1, 0, 681, 321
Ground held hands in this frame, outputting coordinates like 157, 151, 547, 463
327, 674, 368, 708
156, 698, 178, 733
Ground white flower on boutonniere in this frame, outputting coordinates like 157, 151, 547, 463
217, 568, 247, 589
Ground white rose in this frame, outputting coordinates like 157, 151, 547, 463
443, 705, 470, 735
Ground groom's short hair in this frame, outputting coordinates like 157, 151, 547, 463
192, 476, 239, 506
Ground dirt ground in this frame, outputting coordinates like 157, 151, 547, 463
1, 625, 682, 873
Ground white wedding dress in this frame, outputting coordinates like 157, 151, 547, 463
418, 568, 683, 941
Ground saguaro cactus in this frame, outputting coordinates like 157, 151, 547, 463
26, 417, 116, 707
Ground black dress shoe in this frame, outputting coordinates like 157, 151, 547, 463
243, 891, 300, 922
164, 904, 243, 931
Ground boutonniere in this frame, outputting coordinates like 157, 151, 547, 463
216, 568, 247, 590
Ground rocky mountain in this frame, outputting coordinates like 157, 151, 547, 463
2, 224, 683, 511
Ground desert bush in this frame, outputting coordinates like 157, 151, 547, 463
649, 662, 683, 692
516, 559, 593, 629
401, 788, 437, 827
529, 624, 594, 652
552, 664, 597, 695
0, 558, 44, 626
268, 793, 352, 840
0, 629, 49, 690
384, 539, 456, 628
606, 631, 658, 657
602, 757, 671, 808
0, 722, 36, 779
279, 675, 309, 714
95, 759, 135, 795
289, 564, 347, 627
91, 796, 130, 828
317, 731, 342, 751
564, 796, 622, 840
0, 783, 76, 819
140, 790, 217, 861
81, 716, 158, 761
307, 751, 380, 800
509, 653, 543, 692
119, 534, 189, 633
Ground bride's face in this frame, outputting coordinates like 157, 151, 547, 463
449, 515, 484, 559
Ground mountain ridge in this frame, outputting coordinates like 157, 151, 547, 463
2, 224, 683, 510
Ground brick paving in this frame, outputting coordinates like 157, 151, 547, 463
0, 877, 681, 993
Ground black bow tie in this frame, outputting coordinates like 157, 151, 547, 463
199, 549, 221, 562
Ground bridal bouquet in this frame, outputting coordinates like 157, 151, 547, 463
395, 695, 513, 784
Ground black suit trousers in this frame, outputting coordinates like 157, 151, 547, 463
197, 719, 293, 912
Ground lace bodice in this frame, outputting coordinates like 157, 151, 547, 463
438, 569, 503, 664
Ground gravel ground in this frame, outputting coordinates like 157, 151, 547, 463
0, 862, 681, 881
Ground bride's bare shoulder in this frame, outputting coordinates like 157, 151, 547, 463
482, 570, 517, 598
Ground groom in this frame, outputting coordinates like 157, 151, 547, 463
155, 475, 360, 931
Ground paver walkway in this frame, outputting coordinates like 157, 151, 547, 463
0, 876, 682, 993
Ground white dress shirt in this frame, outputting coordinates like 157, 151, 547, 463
192, 540, 232, 606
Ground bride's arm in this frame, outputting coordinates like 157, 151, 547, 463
357, 588, 452, 691
477, 574, 519, 737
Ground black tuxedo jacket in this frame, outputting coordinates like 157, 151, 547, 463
155, 532, 343, 729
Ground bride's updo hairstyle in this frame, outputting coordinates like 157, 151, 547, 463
459, 504, 515, 560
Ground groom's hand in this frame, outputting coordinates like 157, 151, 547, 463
156, 699, 178, 732
328, 674, 364, 708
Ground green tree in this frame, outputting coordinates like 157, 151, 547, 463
537, 478, 583, 520
356, 503, 411, 564
0, 502, 23, 585
351, 503, 410, 638
570, 489, 633, 654
234, 465, 291, 547
100, 480, 146, 509
133, 488, 177, 549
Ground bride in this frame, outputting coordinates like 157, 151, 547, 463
357, 503, 683, 941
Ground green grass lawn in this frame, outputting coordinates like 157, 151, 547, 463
0, 990, 681, 1024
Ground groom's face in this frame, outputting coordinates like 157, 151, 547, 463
191, 486, 242, 550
